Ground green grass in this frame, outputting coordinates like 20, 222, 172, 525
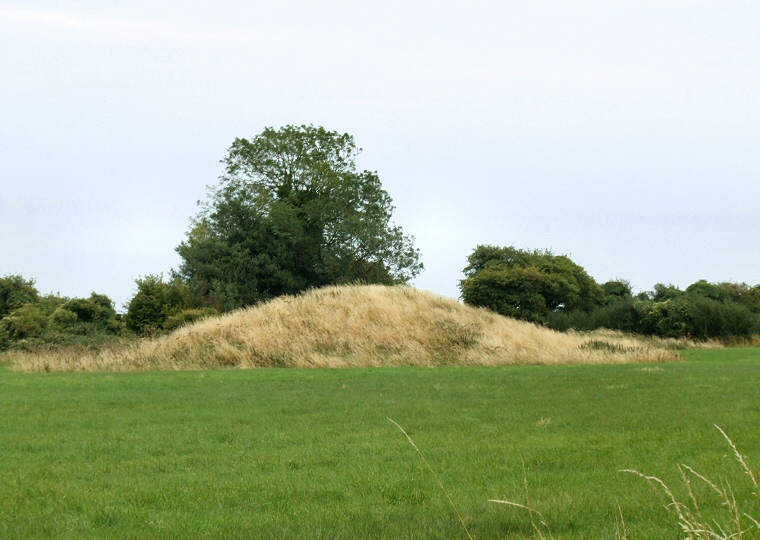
1, 349, 759, 538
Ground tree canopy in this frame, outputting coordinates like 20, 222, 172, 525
176, 125, 422, 310
459, 245, 604, 322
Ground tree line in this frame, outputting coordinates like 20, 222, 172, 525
2, 125, 757, 350
459, 245, 760, 341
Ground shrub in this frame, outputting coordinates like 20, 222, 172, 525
602, 280, 632, 303
162, 308, 218, 332
0, 288, 123, 350
547, 297, 642, 333
125, 275, 208, 335
124, 275, 169, 334
460, 245, 604, 323
63, 294, 117, 328
0, 275, 39, 318
686, 279, 732, 303
651, 283, 683, 302
0, 304, 48, 345
49, 307, 78, 328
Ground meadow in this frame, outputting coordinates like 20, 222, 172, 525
2, 348, 759, 539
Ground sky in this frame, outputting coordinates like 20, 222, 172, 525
2, 1, 759, 310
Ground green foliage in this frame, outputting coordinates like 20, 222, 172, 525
601, 279, 632, 303
459, 245, 604, 322
0, 274, 39, 318
548, 278, 760, 341
0, 274, 123, 350
63, 293, 118, 330
547, 296, 642, 333
124, 275, 213, 335
638, 294, 757, 340
162, 308, 218, 332
176, 125, 422, 310
651, 283, 683, 302
686, 279, 731, 302
0, 304, 48, 342
124, 275, 169, 334
50, 307, 78, 328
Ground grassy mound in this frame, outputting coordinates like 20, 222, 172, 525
11, 285, 678, 372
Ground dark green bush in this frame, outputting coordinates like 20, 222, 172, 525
550, 292, 759, 341
62, 293, 118, 330
0, 275, 39, 318
459, 245, 604, 323
678, 294, 756, 340
601, 280, 632, 303
651, 283, 683, 302
640, 285, 758, 340
547, 296, 642, 333
124, 275, 170, 334
125, 275, 210, 335
544, 275, 760, 342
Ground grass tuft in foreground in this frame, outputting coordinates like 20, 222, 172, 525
623, 425, 760, 539
389, 417, 475, 540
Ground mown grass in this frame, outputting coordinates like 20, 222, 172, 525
1, 348, 759, 538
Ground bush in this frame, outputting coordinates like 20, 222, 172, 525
0, 275, 39, 318
0, 304, 48, 348
548, 275, 760, 342
125, 275, 167, 334
64, 294, 118, 329
162, 308, 218, 332
49, 307, 78, 328
551, 293, 760, 342
125, 275, 210, 335
601, 280, 632, 303
681, 294, 757, 340
547, 296, 642, 333
459, 245, 604, 323
0, 282, 122, 350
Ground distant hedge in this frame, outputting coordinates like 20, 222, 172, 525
0, 275, 123, 350
460, 246, 760, 341
546, 281, 760, 340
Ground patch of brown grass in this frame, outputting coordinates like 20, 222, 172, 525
11, 285, 679, 372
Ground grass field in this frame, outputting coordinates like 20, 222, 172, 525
1, 348, 759, 538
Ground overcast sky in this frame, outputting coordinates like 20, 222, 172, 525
2, 1, 759, 310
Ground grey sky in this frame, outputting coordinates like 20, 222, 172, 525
2, 1, 759, 310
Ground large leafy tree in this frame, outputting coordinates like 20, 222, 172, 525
459, 245, 604, 322
176, 125, 422, 310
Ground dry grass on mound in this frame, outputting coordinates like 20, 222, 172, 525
574, 328, 726, 351
11, 285, 679, 372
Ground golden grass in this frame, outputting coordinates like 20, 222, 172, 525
10, 285, 679, 372
577, 328, 726, 351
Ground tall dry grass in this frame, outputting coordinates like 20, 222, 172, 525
576, 328, 726, 351
11, 285, 679, 372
